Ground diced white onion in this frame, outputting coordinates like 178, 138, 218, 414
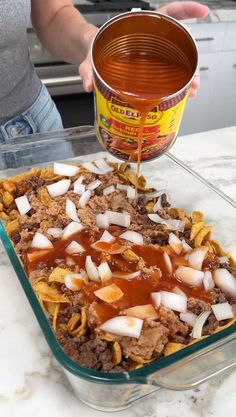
94, 159, 113, 173
78, 190, 91, 208
120, 230, 144, 245
117, 183, 128, 191
66, 256, 76, 267
47, 227, 63, 238
211, 302, 234, 321
125, 304, 158, 320
100, 316, 143, 338
64, 273, 84, 291
82, 162, 104, 175
163, 251, 173, 274
213, 268, 236, 298
172, 286, 186, 297
65, 240, 85, 254
15, 195, 31, 215
96, 213, 110, 229
92, 241, 124, 254
127, 186, 136, 200
86, 179, 101, 190
188, 248, 207, 270
62, 221, 83, 239
191, 311, 211, 338
203, 271, 215, 292
31, 232, 53, 249
181, 239, 192, 253
98, 262, 112, 282
66, 199, 80, 223
74, 175, 84, 184
168, 232, 183, 255
103, 185, 115, 196
73, 182, 86, 195
175, 266, 204, 287
53, 162, 79, 177
47, 179, 71, 197
160, 291, 187, 313
218, 256, 228, 263
105, 210, 130, 228
153, 197, 163, 212
148, 214, 185, 232
27, 249, 51, 263
99, 230, 115, 243
144, 190, 166, 200
112, 271, 141, 280
151, 292, 162, 307
85, 255, 99, 281
180, 312, 197, 327
94, 283, 124, 303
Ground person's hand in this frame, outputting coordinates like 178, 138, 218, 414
79, 25, 98, 92
157, 2, 209, 97
79, 1, 209, 94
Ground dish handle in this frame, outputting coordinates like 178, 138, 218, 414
136, 333, 236, 390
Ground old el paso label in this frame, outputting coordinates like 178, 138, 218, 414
94, 85, 188, 161
107, 96, 163, 127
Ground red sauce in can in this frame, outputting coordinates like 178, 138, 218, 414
92, 12, 198, 167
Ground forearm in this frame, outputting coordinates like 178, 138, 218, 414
32, 4, 97, 65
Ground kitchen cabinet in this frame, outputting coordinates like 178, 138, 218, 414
179, 22, 236, 135
223, 22, 236, 51
206, 51, 236, 130
180, 52, 221, 135
186, 22, 226, 53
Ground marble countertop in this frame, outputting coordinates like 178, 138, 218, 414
1, 126, 236, 417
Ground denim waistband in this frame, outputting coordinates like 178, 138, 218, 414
0, 83, 63, 143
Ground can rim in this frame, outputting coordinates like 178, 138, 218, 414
91, 10, 199, 102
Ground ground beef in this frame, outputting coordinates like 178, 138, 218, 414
203, 254, 220, 271
156, 307, 189, 341
136, 196, 147, 215
137, 257, 162, 277
202, 313, 219, 335
187, 298, 211, 315
15, 175, 45, 197
110, 192, 136, 214
149, 230, 169, 246
180, 229, 192, 239
57, 329, 125, 371
21, 221, 39, 231
220, 262, 233, 273
87, 302, 103, 328
9, 230, 21, 244
156, 208, 170, 219
210, 288, 227, 304
61, 286, 84, 306
161, 193, 170, 208
60, 305, 81, 319
79, 172, 96, 185
29, 268, 50, 281
119, 322, 169, 360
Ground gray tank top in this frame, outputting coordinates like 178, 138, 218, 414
0, 0, 41, 125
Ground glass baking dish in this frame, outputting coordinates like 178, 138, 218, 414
0, 126, 236, 412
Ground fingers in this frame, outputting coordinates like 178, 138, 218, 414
79, 54, 94, 92
157, 1, 209, 20
188, 71, 200, 97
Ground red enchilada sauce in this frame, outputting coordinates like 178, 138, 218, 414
95, 50, 192, 172
25, 229, 213, 324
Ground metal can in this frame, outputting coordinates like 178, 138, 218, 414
91, 11, 198, 162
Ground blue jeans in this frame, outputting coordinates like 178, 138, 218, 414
0, 83, 63, 143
